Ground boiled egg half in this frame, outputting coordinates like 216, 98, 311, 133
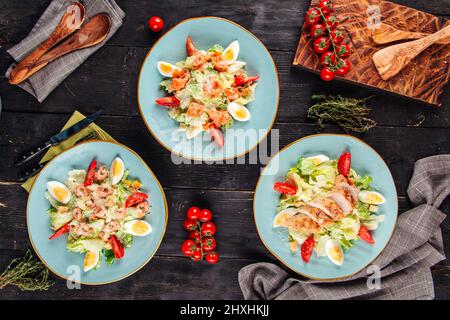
47, 181, 71, 204
157, 61, 181, 77
83, 251, 100, 272
227, 102, 251, 122
228, 61, 246, 74
110, 157, 125, 185
221, 40, 240, 65
325, 239, 344, 266
358, 191, 386, 205
273, 208, 297, 228
124, 220, 152, 236
306, 154, 329, 166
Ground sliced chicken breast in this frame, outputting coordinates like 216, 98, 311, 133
297, 205, 333, 228
283, 213, 320, 234
328, 190, 353, 215
334, 175, 359, 205
308, 198, 344, 221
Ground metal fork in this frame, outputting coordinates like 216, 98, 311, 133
17, 131, 100, 182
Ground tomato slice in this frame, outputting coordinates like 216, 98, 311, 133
109, 235, 125, 259
209, 126, 224, 147
234, 75, 259, 86
84, 159, 97, 186
49, 223, 70, 240
155, 96, 180, 108
186, 36, 197, 57
358, 225, 375, 244
301, 236, 315, 263
338, 152, 351, 177
273, 182, 297, 195
125, 192, 148, 208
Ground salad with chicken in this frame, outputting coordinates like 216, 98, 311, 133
45, 157, 152, 272
273, 152, 385, 266
155, 36, 259, 147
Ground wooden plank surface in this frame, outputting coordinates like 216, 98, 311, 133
0, 0, 449, 300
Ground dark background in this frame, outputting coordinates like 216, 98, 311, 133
0, 0, 449, 299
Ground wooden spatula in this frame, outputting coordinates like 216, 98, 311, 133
372, 24, 450, 81
371, 23, 449, 45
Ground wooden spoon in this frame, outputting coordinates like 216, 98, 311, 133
10, 14, 111, 85
372, 23, 448, 45
372, 24, 450, 81
9, 2, 85, 84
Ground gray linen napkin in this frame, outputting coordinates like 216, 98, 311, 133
239, 155, 449, 300
5, 0, 125, 102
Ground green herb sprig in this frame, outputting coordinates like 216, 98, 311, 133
307, 94, 376, 133
0, 250, 53, 291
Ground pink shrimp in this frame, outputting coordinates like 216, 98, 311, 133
72, 207, 83, 221
135, 201, 149, 218
103, 221, 120, 234
94, 165, 109, 182
73, 223, 93, 237
75, 185, 89, 198
113, 207, 126, 220
91, 206, 106, 220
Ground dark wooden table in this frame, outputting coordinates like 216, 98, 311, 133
0, 0, 449, 300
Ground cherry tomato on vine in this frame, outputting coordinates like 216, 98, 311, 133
324, 15, 339, 29
192, 246, 203, 261
202, 236, 216, 252
187, 206, 200, 220
305, 8, 320, 26
320, 67, 335, 81
148, 16, 164, 32
313, 36, 330, 54
201, 222, 216, 236
310, 23, 326, 38
205, 252, 219, 264
181, 239, 196, 257
183, 218, 198, 231
199, 209, 213, 222
188, 230, 202, 243
320, 51, 336, 67
336, 44, 351, 58
330, 29, 345, 45
335, 59, 351, 76
318, 0, 334, 15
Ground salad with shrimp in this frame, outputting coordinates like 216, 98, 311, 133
155, 36, 259, 146
45, 157, 152, 272
273, 152, 386, 266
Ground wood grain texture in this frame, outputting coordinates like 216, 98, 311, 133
293, 0, 450, 106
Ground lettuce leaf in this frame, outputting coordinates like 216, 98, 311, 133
356, 175, 373, 190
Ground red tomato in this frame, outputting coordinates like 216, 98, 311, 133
155, 96, 180, 108
318, 0, 334, 15
148, 16, 164, 32
338, 152, 351, 177
181, 239, 196, 256
187, 206, 200, 220
189, 230, 202, 243
205, 252, 219, 264
320, 67, 335, 81
335, 59, 351, 76
201, 222, 216, 236
336, 44, 351, 58
320, 51, 336, 67
48, 224, 70, 240
192, 246, 203, 261
305, 8, 320, 26
301, 236, 315, 263
109, 235, 125, 259
310, 23, 326, 38
358, 225, 375, 244
125, 192, 148, 208
209, 126, 224, 147
330, 29, 345, 45
273, 182, 297, 195
234, 75, 259, 86
324, 15, 339, 29
199, 209, 212, 222
84, 159, 97, 186
313, 36, 330, 54
201, 236, 216, 252
183, 218, 198, 231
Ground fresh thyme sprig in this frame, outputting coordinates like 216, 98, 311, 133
307, 94, 376, 133
0, 250, 54, 291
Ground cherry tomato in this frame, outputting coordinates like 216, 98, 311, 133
209, 125, 224, 147
335, 59, 351, 76
320, 51, 336, 67
181, 239, 196, 256
330, 29, 345, 45
109, 235, 125, 259
84, 159, 97, 186
125, 192, 148, 208
201, 222, 216, 236
192, 246, 203, 261
155, 96, 180, 108
189, 230, 202, 243
148, 16, 164, 32
202, 236, 216, 252
305, 8, 320, 26
336, 44, 351, 58
358, 225, 375, 244
187, 206, 200, 220
301, 236, 315, 263
318, 0, 334, 15
234, 75, 259, 86
49, 223, 70, 240
320, 67, 335, 81
183, 218, 198, 231
313, 36, 330, 54
338, 152, 351, 177
310, 23, 326, 38
273, 182, 297, 195
205, 252, 219, 264
324, 15, 339, 29
199, 209, 213, 222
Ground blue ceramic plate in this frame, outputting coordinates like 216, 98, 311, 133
27, 141, 168, 285
254, 134, 398, 280
137, 17, 279, 161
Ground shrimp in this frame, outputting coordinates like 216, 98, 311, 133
170, 69, 190, 91
73, 223, 93, 237
186, 102, 205, 118
113, 207, 126, 220
203, 76, 223, 97
75, 185, 89, 198
210, 52, 228, 72
72, 207, 83, 221
105, 196, 115, 208
92, 205, 106, 220
94, 165, 108, 182
103, 221, 120, 233
135, 201, 149, 218
224, 87, 242, 101
95, 185, 113, 198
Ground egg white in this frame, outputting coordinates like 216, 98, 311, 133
47, 181, 71, 204
221, 40, 240, 65
110, 157, 125, 185
227, 102, 251, 122
157, 61, 181, 77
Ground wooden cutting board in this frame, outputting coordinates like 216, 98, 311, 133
293, 0, 450, 106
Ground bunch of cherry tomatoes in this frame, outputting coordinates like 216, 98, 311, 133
181, 206, 219, 264
305, 0, 351, 81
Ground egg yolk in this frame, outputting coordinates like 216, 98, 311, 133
132, 221, 149, 235
330, 246, 343, 261
312, 159, 322, 165
235, 108, 247, 120
274, 213, 290, 227
160, 63, 173, 74
112, 160, 123, 177
84, 252, 97, 268
368, 194, 381, 203
224, 49, 234, 61
54, 187, 68, 201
